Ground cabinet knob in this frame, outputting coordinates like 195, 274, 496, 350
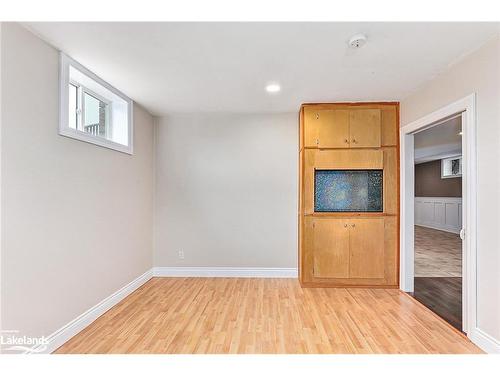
316, 113, 319, 120
344, 223, 348, 228
352, 139, 357, 144
351, 224, 356, 228
344, 139, 349, 144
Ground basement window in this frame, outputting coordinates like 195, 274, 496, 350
59, 53, 133, 154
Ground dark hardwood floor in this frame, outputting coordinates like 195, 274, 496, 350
413, 277, 462, 332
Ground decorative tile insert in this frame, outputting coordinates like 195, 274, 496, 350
314, 170, 383, 212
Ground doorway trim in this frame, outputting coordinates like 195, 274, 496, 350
399, 93, 476, 336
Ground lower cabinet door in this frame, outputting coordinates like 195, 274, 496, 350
349, 218, 385, 278
313, 219, 350, 278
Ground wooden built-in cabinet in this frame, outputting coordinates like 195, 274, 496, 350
346, 218, 385, 278
312, 218, 384, 279
312, 218, 350, 278
304, 109, 350, 148
302, 149, 383, 215
349, 109, 381, 148
299, 103, 399, 288
303, 107, 381, 149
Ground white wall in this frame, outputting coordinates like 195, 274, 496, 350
415, 197, 462, 234
0, 23, 154, 339
402, 35, 500, 345
154, 113, 298, 269
0, 22, 3, 334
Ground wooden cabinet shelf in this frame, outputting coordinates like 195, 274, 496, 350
304, 212, 397, 217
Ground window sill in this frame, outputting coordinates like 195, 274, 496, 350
59, 127, 133, 155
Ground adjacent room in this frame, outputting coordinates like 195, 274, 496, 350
413, 117, 463, 331
1, 21, 499, 357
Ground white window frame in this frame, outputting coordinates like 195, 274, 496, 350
59, 52, 133, 154
78, 83, 113, 138
441, 155, 463, 178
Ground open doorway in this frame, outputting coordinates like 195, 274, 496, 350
412, 116, 463, 331
400, 94, 477, 337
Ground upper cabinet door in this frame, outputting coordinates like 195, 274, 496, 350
349, 109, 381, 148
303, 107, 320, 147
304, 108, 350, 148
313, 218, 350, 278
319, 110, 350, 148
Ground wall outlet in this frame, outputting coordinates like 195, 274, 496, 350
178, 250, 185, 260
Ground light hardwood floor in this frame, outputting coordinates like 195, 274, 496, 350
415, 226, 462, 277
55, 278, 481, 354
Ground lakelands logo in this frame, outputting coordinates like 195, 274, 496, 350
0, 330, 49, 354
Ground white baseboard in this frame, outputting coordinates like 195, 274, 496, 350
153, 266, 298, 278
469, 328, 500, 354
32, 269, 153, 354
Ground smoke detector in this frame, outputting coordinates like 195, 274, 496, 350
348, 34, 367, 49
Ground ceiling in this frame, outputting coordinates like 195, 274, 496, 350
25, 22, 500, 115
414, 116, 462, 164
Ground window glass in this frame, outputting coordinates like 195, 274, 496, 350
60, 54, 132, 154
84, 92, 108, 137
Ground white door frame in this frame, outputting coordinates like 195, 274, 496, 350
400, 93, 476, 335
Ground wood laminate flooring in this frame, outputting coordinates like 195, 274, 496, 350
413, 226, 463, 332
413, 277, 462, 331
415, 226, 461, 277
55, 278, 480, 354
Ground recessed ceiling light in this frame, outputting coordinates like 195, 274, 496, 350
265, 83, 281, 93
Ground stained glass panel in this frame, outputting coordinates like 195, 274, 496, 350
314, 170, 383, 212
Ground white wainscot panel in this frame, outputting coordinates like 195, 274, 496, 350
415, 197, 462, 234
